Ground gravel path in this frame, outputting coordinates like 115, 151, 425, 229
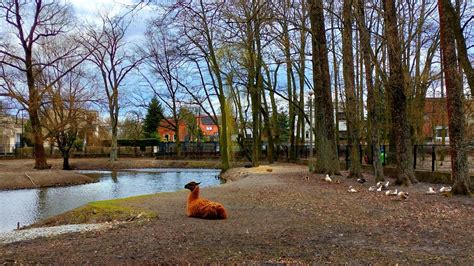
0, 224, 113, 244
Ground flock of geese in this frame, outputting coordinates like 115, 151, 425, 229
319, 174, 452, 200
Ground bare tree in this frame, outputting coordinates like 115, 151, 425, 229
140, 22, 185, 155
399, 0, 439, 144
308, 0, 340, 174
170, 0, 232, 171
40, 68, 92, 170
0, 0, 90, 169
438, 0, 471, 195
84, 12, 144, 162
120, 111, 144, 140
354, 0, 384, 181
383, 0, 417, 185
342, 0, 362, 178
120, 110, 144, 156
227, 0, 269, 167
441, 0, 474, 96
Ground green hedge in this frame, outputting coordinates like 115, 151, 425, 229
117, 138, 160, 147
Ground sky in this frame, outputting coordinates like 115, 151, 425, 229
70, 0, 158, 118
71, 0, 152, 41
68, 0, 225, 119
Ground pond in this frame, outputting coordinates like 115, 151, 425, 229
0, 168, 222, 233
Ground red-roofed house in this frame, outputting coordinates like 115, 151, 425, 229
157, 115, 219, 142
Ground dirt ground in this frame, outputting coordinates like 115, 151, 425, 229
0, 163, 473, 264
0, 158, 224, 190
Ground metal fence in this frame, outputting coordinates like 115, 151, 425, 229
2, 142, 474, 172
337, 144, 474, 172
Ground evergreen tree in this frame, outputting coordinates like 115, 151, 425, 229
277, 109, 290, 143
143, 97, 164, 138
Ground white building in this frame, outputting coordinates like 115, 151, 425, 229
0, 114, 23, 154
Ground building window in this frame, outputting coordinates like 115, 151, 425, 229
435, 126, 448, 142
164, 134, 169, 141
206, 126, 213, 131
305, 131, 309, 139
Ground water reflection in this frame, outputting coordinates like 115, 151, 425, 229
0, 168, 222, 233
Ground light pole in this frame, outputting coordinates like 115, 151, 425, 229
309, 91, 314, 172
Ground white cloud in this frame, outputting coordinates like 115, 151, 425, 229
70, 0, 154, 43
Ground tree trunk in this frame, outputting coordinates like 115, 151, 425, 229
26, 47, 49, 170
219, 94, 230, 171
30, 110, 49, 169
330, 3, 340, 150
109, 93, 119, 162
438, 0, 471, 195
63, 151, 71, 170
110, 117, 118, 162
355, 0, 384, 181
262, 89, 274, 164
264, 64, 280, 161
247, 14, 263, 167
204, 36, 229, 171
308, 0, 340, 175
284, 22, 296, 162
383, 0, 417, 185
230, 81, 251, 163
440, 0, 474, 96
250, 89, 260, 167
297, 0, 307, 159
175, 125, 181, 157
342, 0, 362, 179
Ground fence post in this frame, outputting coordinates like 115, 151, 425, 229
431, 145, 436, 172
413, 145, 417, 169
345, 145, 350, 170
370, 144, 374, 165
382, 144, 386, 166
359, 144, 363, 164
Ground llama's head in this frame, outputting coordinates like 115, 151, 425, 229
185, 181, 201, 191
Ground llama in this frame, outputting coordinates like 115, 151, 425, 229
184, 181, 227, 219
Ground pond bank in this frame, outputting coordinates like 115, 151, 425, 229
0, 158, 225, 190
1, 163, 472, 264
0, 223, 116, 245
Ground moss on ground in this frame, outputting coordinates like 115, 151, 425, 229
30, 195, 157, 228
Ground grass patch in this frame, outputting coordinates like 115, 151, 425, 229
31, 195, 157, 228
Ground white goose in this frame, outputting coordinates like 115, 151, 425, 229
397, 191, 409, 200
385, 189, 398, 196
348, 186, 358, 193
324, 174, 332, 182
439, 186, 452, 193
426, 187, 436, 194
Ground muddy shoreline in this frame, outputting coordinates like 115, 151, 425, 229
0, 158, 226, 190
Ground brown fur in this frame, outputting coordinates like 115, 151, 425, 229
184, 181, 227, 219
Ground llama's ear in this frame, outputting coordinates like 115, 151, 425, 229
196, 182, 201, 185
